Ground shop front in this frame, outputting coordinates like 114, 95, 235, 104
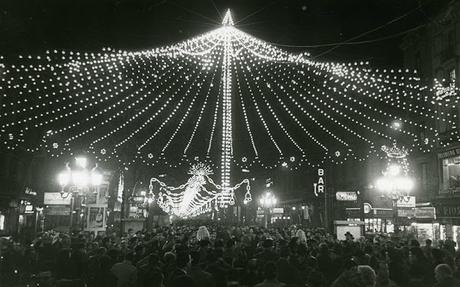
434, 145, 460, 248
398, 205, 438, 244
435, 201, 460, 248
438, 145, 460, 193
346, 206, 394, 234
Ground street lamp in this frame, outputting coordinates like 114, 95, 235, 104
259, 191, 277, 228
57, 157, 102, 232
375, 145, 414, 234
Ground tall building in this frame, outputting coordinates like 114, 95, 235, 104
401, 0, 460, 244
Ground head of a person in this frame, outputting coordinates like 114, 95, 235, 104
425, 239, 432, 247
357, 265, 376, 287
435, 264, 453, 282
196, 226, 210, 241
163, 251, 176, 266
295, 229, 307, 243
319, 242, 329, 254
264, 261, 278, 281
96, 247, 107, 256
263, 238, 274, 249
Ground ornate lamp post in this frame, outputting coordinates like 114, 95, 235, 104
57, 157, 102, 232
375, 144, 414, 234
259, 191, 277, 228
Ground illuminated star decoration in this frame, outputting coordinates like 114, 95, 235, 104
149, 163, 252, 218
0, 9, 458, 173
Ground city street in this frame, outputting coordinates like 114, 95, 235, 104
0, 1, 459, 287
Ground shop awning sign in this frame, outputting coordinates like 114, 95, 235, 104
336, 191, 358, 201
438, 147, 460, 159
397, 196, 416, 208
415, 207, 435, 219
437, 205, 460, 218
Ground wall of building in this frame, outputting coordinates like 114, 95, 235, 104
401, 1, 460, 237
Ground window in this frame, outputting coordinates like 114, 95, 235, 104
0, 214, 4, 230
442, 155, 460, 191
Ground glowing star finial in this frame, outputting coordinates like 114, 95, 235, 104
222, 9, 234, 26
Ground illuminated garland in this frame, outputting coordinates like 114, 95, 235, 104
0, 10, 458, 174
148, 163, 251, 217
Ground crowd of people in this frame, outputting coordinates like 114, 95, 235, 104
1, 222, 460, 287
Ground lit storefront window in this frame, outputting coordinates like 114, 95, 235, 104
442, 155, 460, 190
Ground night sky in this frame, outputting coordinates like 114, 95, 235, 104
0, 0, 450, 65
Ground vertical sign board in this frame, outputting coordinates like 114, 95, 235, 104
313, 168, 325, 197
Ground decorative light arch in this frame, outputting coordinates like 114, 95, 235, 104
1, 10, 458, 216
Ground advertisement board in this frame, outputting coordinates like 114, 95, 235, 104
336, 191, 358, 201
397, 196, 416, 208
86, 206, 106, 230
271, 208, 284, 214
44, 192, 71, 205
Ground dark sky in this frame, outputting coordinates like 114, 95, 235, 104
0, 0, 451, 66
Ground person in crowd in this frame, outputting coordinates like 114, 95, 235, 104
197, 226, 211, 241
422, 239, 434, 261
111, 252, 138, 287
372, 260, 397, 287
189, 250, 216, 287
434, 263, 460, 287
3, 222, 460, 287
453, 255, 460, 280
254, 261, 285, 287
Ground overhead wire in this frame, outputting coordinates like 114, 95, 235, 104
265, 24, 426, 48
312, 1, 429, 59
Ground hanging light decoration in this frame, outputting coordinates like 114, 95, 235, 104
0, 9, 457, 198
148, 163, 251, 218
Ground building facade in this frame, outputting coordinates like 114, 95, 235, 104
401, 0, 460, 245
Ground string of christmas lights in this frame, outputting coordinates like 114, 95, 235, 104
1, 10, 458, 173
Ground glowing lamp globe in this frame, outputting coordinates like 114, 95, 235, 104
58, 172, 70, 186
